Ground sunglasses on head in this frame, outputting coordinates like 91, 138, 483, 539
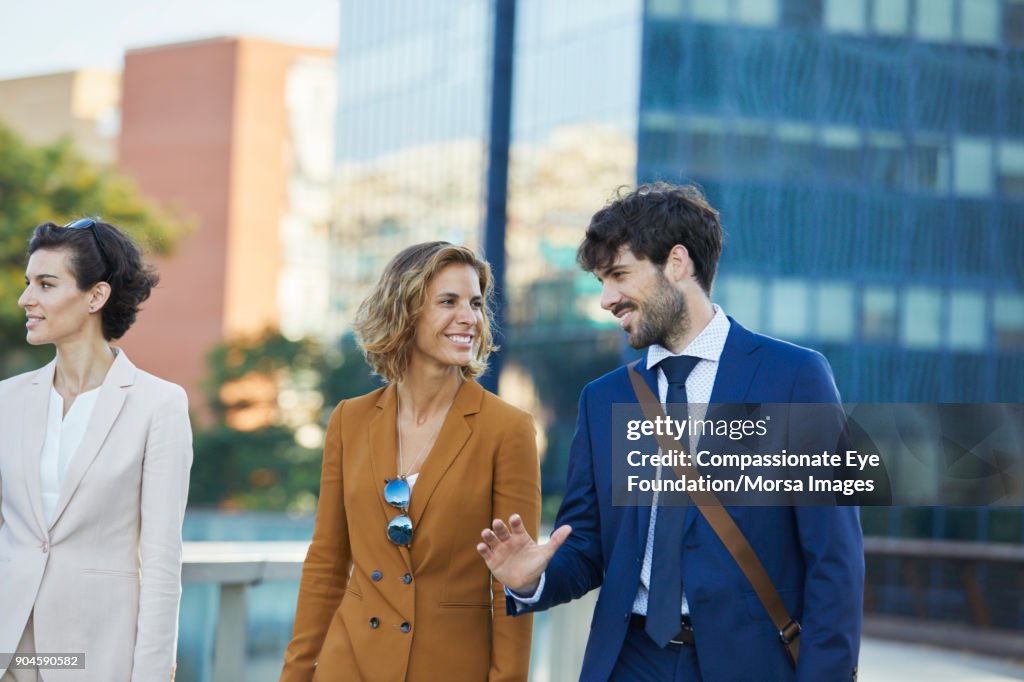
64, 217, 113, 280
383, 477, 414, 546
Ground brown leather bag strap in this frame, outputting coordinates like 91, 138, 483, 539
627, 361, 800, 667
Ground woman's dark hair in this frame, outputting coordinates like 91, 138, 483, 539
577, 182, 724, 294
28, 219, 159, 341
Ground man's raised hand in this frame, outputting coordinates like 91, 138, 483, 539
477, 514, 572, 595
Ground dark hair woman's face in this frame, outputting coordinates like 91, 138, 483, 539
18, 247, 101, 347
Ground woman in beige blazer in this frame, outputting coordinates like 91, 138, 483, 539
0, 219, 193, 682
281, 243, 541, 681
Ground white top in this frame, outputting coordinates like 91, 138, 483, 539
39, 386, 101, 525
634, 304, 731, 616
406, 472, 420, 490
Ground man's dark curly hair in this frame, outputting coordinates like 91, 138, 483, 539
577, 182, 724, 294
28, 220, 159, 341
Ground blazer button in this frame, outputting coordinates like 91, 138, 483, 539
41, 541, 49, 554
400, 622, 411, 633
402, 573, 412, 584
369, 617, 379, 629
371, 570, 382, 581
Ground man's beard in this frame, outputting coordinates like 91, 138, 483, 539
626, 273, 689, 350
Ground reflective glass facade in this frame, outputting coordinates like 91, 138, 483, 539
638, 0, 1024, 402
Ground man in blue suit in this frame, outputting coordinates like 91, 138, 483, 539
477, 183, 863, 681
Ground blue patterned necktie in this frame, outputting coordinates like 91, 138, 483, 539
645, 354, 701, 647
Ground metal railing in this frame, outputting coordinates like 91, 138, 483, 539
183, 537, 1024, 681
181, 541, 596, 682
862, 537, 1024, 657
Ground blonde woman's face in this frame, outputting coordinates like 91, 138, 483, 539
409, 263, 483, 373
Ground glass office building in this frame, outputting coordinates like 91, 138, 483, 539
638, 0, 1024, 405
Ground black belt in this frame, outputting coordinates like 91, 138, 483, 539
629, 614, 695, 646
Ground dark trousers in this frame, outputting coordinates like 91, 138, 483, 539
608, 623, 703, 682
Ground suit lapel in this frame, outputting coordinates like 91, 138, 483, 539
631, 357, 660, 541
21, 360, 56, 536
369, 380, 480, 570
707, 318, 762, 405
408, 380, 478, 524
367, 385, 412, 570
48, 349, 136, 531
683, 319, 763, 536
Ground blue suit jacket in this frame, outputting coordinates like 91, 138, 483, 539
510, 319, 863, 682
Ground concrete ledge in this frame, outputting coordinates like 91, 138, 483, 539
182, 541, 308, 584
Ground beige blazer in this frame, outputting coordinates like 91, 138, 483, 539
281, 380, 541, 682
0, 349, 193, 681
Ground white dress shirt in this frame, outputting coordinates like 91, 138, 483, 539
634, 305, 730, 616
39, 387, 101, 525
510, 305, 731, 616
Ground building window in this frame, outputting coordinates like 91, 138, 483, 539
1004, 0, 1024, 47
781, 0, 823, 27
994, 294, 1024, 349
866, 131, 905, 188
684, 116, 728, 178
770, 278, 810, 338
824, 0, 865, 32
863, 286, 897, 342
737, 0, 779, 26
949, 291, 987, 351
778, 123, 817, 181
873, 0, 909, 35
915, 0, 954, 42
910, 137, 951, 193
960, 0, 1000, 45
822, 126, 863, 185
954, 137, 993, 197
717, 276, 764, 331
998, 140, 1024, 198
649, 0, 684, 18
692, 0, 730, 22
732, 121, 774, 180
902, 287, 942, 348
816, 282, 855, 340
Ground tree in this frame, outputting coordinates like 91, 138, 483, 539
0, 123, 187, 376
190, 330, 381, 511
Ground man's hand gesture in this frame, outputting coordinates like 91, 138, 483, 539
477, 514, 572, 595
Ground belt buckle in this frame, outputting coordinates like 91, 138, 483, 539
669, 621, 693, 645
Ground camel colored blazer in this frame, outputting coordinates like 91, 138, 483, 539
281, 380, 541, 682
0, 349, 193, 681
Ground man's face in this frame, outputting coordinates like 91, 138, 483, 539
596, 248, 688, 350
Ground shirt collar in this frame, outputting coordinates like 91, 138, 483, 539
646, 304, 731, 370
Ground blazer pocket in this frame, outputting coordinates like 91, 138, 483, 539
744, 588, 802, 622
438, 602, 491, 609
83, 568, 139, 579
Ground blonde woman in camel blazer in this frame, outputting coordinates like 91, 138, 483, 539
0, 219, 192, 682
281, 242, 541, 682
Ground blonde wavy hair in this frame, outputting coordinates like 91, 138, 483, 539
353, 242, 497, 383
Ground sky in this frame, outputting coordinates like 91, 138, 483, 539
0, 0, 339, 80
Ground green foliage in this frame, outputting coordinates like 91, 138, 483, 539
0, 123, 187, 376
190, 330, 381, 511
